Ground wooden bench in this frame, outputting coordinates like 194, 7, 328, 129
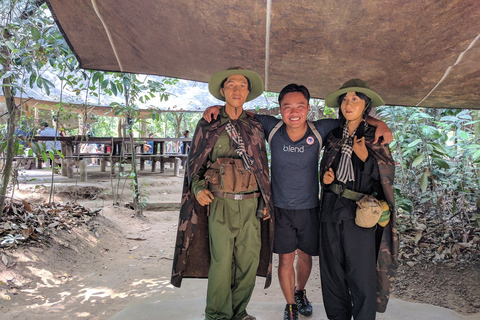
158, 154, 187, 175
10, 156, 38, 170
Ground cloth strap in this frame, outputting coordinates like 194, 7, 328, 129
224, 120, 254, 171
327, 183, 365, 201
336, 123, 357, 183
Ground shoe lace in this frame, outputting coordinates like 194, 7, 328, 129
295, 290, 310, 306
284, 309, 297, 320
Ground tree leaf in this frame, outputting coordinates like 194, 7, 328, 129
407, 139, 422, 148
30, 26, 41, 40
117, 82, 123, 95
420, 170, 429, 192
430, 143, 448, 156
110, 81, 117, 96
92, 71, 100, 85
433, 158, 450, 169
29, 74, 36, 88
412, 154, 424, 167
101, 79, 109, 89
5, 41, 15, 51
123, 77, 130, 89
43, 79, 50, 95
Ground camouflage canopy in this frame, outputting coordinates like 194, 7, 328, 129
45, 0, 480, 109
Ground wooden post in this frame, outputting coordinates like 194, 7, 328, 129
66, 159, 73, 178
174, 158, 181, 176
79, 159, 87, 182
61, 158, 68, 176
151, 156, 156, 172
160, 157, 165, 173
100, 158, 106, 172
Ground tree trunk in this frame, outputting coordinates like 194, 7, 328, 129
140, 119, 147, 137
0, 74, 18, 215
174, 113, 183, 137
126, 112, 142, 216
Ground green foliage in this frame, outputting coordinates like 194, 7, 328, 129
378, 106, 479, 221
1, 0, 71, 97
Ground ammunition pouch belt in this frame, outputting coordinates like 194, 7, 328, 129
205, 157, 258, 194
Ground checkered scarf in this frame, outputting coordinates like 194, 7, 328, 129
224, 120, 254, 171
336, 123, 358, 184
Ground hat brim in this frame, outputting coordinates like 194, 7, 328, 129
325, 87, 385, 108
208, 69, 264, 102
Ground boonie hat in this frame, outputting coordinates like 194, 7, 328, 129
325, 78, 384, 108
208, 67, 264, 102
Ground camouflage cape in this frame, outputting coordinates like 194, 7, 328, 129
319, 125, 399, 313
171, 112, 274, 289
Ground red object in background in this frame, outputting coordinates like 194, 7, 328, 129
107, 146, 111, 153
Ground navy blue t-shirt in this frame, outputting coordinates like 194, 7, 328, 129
254, 114, 340, 210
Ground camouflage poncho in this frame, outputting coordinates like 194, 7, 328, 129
320, 124, 399, 313
171, 111, 274, 289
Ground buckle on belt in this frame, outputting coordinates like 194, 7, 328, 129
330, 183, 344, 195
234, 194, 243, 200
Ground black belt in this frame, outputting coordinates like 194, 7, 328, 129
327, 183, 365, 201
211, 191, 261, 200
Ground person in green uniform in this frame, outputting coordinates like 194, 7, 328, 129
171, 67, 274, 320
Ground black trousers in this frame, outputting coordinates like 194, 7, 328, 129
319, 219, 377, 320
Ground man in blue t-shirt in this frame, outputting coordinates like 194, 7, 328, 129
204, 84, 392, 320
144, 133, 154, 153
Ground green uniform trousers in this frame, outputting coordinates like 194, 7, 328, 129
205, 196, 261, 320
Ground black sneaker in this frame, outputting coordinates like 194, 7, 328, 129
284, 304, 298, 320
294, 288, 313, 316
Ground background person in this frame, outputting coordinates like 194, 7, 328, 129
179, 130, 190, 154
34, 121, 62, 154
144, 133, 154, 153
144, 133, 154, 165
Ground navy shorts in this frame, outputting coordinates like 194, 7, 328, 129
273, 206, 319, 256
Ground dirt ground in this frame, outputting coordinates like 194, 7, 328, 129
0, 165, 479, 319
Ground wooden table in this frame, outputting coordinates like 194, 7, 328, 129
26, 136, 192, 179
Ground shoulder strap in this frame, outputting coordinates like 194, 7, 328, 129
306, 121, 323, 157
268, 120, 323, 157
267, 120, 284, 145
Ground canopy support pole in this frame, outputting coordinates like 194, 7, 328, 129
264, 0, 272, 91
